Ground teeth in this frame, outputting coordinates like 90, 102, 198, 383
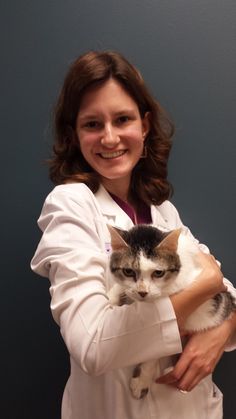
100, 150, 125, 159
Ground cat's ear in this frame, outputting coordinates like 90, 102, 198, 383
157, 228, 182, 252
107, 225, 129, 250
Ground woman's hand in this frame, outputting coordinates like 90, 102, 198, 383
170, 252, 226, 331
194, 252, 226, 297
156, 317, 235, 392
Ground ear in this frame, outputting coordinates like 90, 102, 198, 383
142, 112, 150, 140
157, 228, 182, 252
107, 225, 129, 250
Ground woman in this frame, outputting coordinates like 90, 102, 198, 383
31, 51, 236, 419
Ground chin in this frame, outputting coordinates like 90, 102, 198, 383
98, 163, 138, 181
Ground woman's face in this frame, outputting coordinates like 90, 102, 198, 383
76, 78, 149, 194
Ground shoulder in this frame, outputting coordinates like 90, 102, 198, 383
43, 183, 100, 211
157, 200, 179, 216
155, 201, 208, 251
152, 200, 183, 229
46, 182, 95, 201
38, 183, 103, 229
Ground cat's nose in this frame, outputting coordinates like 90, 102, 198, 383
138, 291, 148, 298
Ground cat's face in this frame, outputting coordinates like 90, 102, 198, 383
108, 225, 181, 302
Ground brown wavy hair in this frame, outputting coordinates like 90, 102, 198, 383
49, 50, 174, 205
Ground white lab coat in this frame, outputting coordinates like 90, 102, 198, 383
31, 183, 236, 419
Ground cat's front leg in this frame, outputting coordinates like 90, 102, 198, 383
107, 283, 122, 305
108, 283, 133, 306
107, 283, 128, 306
130, 360, 157, 399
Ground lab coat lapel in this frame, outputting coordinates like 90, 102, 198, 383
151, 205, 171, 231
95, 184, 171, 232
95, 185, 134, 230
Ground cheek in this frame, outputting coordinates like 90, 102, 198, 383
124, 278, 135, 288
150, 279, 165, 291
78, 132, 99, 152
124, 126, 144, 142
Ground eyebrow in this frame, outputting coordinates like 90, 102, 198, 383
78, 114, 99, 122
114, 109, 137, 116
78, 108, 137, 121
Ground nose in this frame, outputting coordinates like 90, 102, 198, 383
138, 291, 148, 298
101, 124, 120, 148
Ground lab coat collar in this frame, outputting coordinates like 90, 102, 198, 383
95, 184, 169, 231
151, 205, 170, 231
95, 185, 134, 230
95, 184, 120, 216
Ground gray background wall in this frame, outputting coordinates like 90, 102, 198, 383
1, 1, 235, 418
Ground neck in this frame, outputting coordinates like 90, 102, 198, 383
101, 178, 131, 203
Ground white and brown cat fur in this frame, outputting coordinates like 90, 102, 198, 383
107, 225, 235, 399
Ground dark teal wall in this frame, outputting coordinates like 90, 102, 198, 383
1, 1, 235, 418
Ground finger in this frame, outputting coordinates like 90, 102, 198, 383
197, 252, 221, 271
156, 356, 190, 385
178, 369, 204, 392
156, 371, 178, 385
156, 376, 175, 385
156, 366, 180, 384
177, 358, 213, 392
168, 351, 192, 383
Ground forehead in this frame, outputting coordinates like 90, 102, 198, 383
139, 252, 167, 272
78, 78, 139, 116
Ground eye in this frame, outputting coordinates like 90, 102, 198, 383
122, 268, 136, 278
84, 120, 100, 129
153, 270, 165, 278
117, 115, 130, 124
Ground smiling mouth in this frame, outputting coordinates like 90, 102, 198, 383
98, 150, 127, 159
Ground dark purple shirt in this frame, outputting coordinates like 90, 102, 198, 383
109, 193, 152, 225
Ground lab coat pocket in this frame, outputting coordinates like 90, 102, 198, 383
207, 383, 223, 419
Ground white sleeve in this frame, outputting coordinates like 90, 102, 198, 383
31, 187, 182, 376
163, 200, 236, 351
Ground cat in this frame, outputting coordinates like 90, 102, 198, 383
107, 224, 236, 399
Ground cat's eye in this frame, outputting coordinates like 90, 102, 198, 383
153, 270, 165, 278
122, 268, 136, 278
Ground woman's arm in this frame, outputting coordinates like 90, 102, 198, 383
156, 201, 236, 391
170, 252, 226, 331
157, 312, 236, 391
161, 200, 236, 345
157, 252, 230, 392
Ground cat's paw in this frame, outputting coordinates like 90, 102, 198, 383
129, 376, 149, 399
107, 285, 121, 306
